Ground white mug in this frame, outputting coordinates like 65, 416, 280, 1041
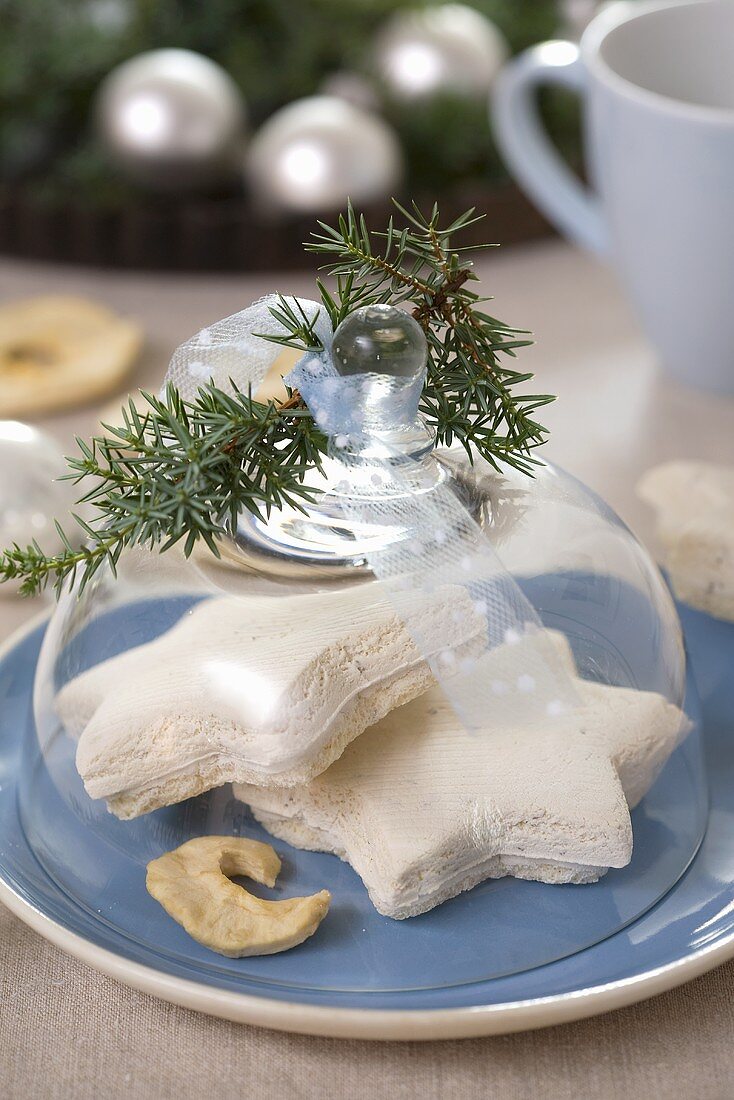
492, 0, 734, 393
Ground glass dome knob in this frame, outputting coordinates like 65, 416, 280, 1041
332, 304, 427, 381
212, 306, 436, 577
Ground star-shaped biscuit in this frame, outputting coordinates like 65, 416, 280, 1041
235, 631, 685, 919
638, 461, 734, 621
57, 582, 484, 819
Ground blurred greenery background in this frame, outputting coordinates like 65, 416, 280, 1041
0, 0, 576, 207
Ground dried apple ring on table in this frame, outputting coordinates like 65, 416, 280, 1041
0, 296, 142, 418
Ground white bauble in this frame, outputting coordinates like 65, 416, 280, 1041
373, 3, 508, 102
0, 422, 77, 595
246, 96, 403, 215
95, 48, 246, 191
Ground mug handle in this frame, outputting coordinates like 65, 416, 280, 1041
492, 42, 608, 257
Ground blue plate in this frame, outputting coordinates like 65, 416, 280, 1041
0, 600, 732, 1039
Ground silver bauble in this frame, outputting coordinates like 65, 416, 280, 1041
246, 96, 403, 215
373, 4, 508, 102
95, 49, 246, 191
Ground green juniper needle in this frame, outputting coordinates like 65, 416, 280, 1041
0, 201, 554, 598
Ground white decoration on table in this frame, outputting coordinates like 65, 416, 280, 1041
95, 48, 247, 191
236, 630, 685, 919
245, 95, 403, 214
373, 4, 508, 101
0, 422, 77, 597
638, 461, 734, 622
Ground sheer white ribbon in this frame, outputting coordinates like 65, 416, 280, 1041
164, 296, 578, 730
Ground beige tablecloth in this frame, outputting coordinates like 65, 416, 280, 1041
1, 243, 733, 1099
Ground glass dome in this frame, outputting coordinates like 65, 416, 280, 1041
20, 441, 707, 994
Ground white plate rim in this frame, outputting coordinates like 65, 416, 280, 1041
1, 615, 733, 1040
2, 874, 733, 1040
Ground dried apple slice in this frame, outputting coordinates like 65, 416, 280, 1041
0, 296, 142, 417
146, 836, 330, 957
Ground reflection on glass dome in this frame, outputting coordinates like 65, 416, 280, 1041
19, 445, 707, 992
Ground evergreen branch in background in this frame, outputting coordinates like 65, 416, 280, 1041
0, 201, 554, 597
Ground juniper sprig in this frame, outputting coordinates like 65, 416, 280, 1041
0, 384, 327, 597
0, 201, 554, 598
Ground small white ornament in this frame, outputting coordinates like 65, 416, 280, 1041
246, 95, 403, 214
95, 49, 247, 191
0, 422, 77, 595
373, 4, 508, 102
